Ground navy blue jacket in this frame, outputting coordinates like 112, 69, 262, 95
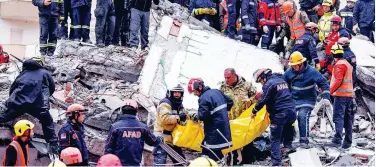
105, 114, 162, 166
198, 86, 233, 150
241, 0, 258, 33
292, 32, 319, 65
6, 60, 55, 110
131, 0, 159, 11
299, 0, 320, 10
32, 0, 64, 17
58, 120, 89, 164
353, 0, 375, 28
343, 47, 357, 86
283, 65, 330, 109
71, 0, 92, 9
339, 6, 355, 33
252, 74, 295, 115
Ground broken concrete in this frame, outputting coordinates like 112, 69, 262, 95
289, 148, 322, 167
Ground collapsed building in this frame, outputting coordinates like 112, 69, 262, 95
0, 0, 375, 165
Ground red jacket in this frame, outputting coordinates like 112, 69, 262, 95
325, 28, 351, 56
258, 0, 281, 26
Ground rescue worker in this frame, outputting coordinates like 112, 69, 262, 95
241, 0, 258, 44
0, 57, 59, 154
317, 0, 340, 18
223, 0, 237, 39
105, 99, 163, 166
219, 0, 229, 33
129, 0, 159, 51
0, 44, 9, 64
258, 0, 281, 49
339, 0, 356, 34
189, 157, 218, 167
318, 0, 336, 42
353, 0, 375, 43
94, 0, 115, 47
153, 84, 186, 165
187, 78, 233, 161
338, 37, 357, 86
292, 22, 320, 68
326, 44, 354, 149
251, 68, 296, 166
112, 0, 130, 46
48, 160, 67, 167
188, 0, 218, 29
324, 15, 351, 56
32, 0, 64, 57
71, 0, 92, 43
60, 147, 83, 166
282, 52, 330, 148
220, 68, 257, 120
2, 120, 34, 166
298, 0, 321, 23
97, 154, 122, 167
58, 104, 89, 166
58, 0, 72, 40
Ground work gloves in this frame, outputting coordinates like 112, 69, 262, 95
263, 25, 269, 33
191, 113, 199, 122
179, 112, 187, 122
352, 24, 359, 34
192, 8, 217, 16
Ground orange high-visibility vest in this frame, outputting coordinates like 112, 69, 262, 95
220, 0, 229, 30
330, 60, 354, 97
287, 11, 306, 40
2, 140, 29, 166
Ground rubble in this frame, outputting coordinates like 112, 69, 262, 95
289, 148, 322, 166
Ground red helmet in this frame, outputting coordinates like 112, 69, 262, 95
305, 22, 318, 31
338, 37, 350, 47
281, 1, 294, 14
97, 154, 122, 167
331, 15, 342, 24
60, 147, 83, 165
187, 78, 204, 94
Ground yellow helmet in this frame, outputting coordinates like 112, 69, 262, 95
322, 0, 332, 6
48, 160, 67, 167
30, 56, 45, 66
288, 51, 307, 66
331, 44, 344, 55
14, 120, 34, 137
189, 157, 218, 167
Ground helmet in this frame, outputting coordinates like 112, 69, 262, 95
187, 78, 204, 94
123, 99, 138, 109
167, 84, 184, 104
189, 157, 218, 167
30, 56, 45, 67
48, 160, 67, 167
97, 154, 122, 167
331, 15, 342, 24
253, 68, 272, 83
60, 147, 83, 165
288, 51, 307, 66
338, 37, 350, 47
331, 44, 344, 57
322, 0, 332, 6
14, 120, 35, 137
67, 104, 87, 114
305, 22, 318, 31
281, 1, 294, 14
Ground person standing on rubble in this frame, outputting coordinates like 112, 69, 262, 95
251, 68, 296, 166
153, 84, 186, 165
71, 0, 93, 43
188, 78, 233, 161
94, 0, 115, 47
298, 0, 320, 23
339, 0, 356, 35
353, 0, 375, 43
58, 0, 73, 40
325, 44, 354, 149
32, 0, 64, 57
105, 99, 163, 166
58, 104, 89, 166
258, 0, 281, 49
0, 57, 60, 155
223, 0, 237, 39
112, 0, 131, 46
240, 0, 258, 44
2, 120, 34, 166
282, 51, 330, 148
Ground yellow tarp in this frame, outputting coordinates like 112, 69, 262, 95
171, 104, 270, 153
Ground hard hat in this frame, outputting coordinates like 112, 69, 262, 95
189, 157, 218, 167
331, 15, 342, 24
14, 120, 35, 137
305, 22, 318, 30
97, 154, 122, 167
48, 160, 67, 167
281, 1, 294, 13
187, 78, 204, 94
123, 99, 138, 109
288, 51, 307, 66
338, 37, 350, 47
60, 147, 83, 165
253, 68, 272, 83
66, 104, 87, 114
167, 84, 184, 99
322, 0, 332, 6
30, 56, 45, 67
331, 44, 344, 56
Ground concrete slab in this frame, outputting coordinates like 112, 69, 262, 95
289, 148, 322, 167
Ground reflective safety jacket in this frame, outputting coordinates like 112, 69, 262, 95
330, 59, 354, 97
2, 138, 28, 166
258, 0, 281, 26
318, 11, 335, 41
286, 11, 308, 40
339, 6, 355, 33
325, 28, 351, 56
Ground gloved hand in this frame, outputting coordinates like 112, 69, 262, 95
250, 111, 256, 119
276, 36, 282, 42
191, 113, 199, 122
263, 25, 269, 33
352, 24, 359, 33
315, 63, 321, 71
276, 26, 281, 32
208, 8, 217, 15
244, 24, 252, 31
59, 16, 64, 24
179, 112, 187, 122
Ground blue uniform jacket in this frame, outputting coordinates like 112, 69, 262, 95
32, 0, 64, 17
292, 32, 319, 65
353, 0, 375, 28
71, 0, 92, 9
252, 74, 295, 115
339, 6, 355, 33
105, 114, 162, 166
241, 0, 258, 33
6, 60, 55, 110
283, 65, 330, 109
299, 0, 320, 10
343, 47, 357, 86
198, 86, 233, 150
58, 120, 89, 164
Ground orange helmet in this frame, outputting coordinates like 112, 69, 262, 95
97, 154, 122, 167
66, 104, 87, 114
281, 1, 294, 14
60, 147, 83, 165
123, 99, 138, 109
331, 15, 342, 25
187, 78, 204, 94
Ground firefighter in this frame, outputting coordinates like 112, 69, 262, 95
105, 99, 163, 166
258, 0, 281, 49
97, 154, 122, 167
112, 0, 131, 46
71, 0, 92, 43
251, 68, 296, 166
94, 0, 115, 47
353, 0, 375, 43
282, 51, 330, 148
339, 0, 356, 34
189, 0, 218, 29
32, 0, 64, 56
292, 22, 320, 68
48, 160, 67, 167
219, 0, 229, 33
326, 44, 355, 149
241, 0, 258, 44
318, 0, 336, 42
324, 15, 352, 56
187, 78, 233, 161
338, 37, 357, 86
189, 157, 218, 167
223, 0, 237, 39
2, 120, 34, 166
298, 0, 321, 23
58, 104, 89, 166
60, 147, 84, 166
58, 0, 72, 40
153, 84, 186, 165
0, 57, 59, 154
